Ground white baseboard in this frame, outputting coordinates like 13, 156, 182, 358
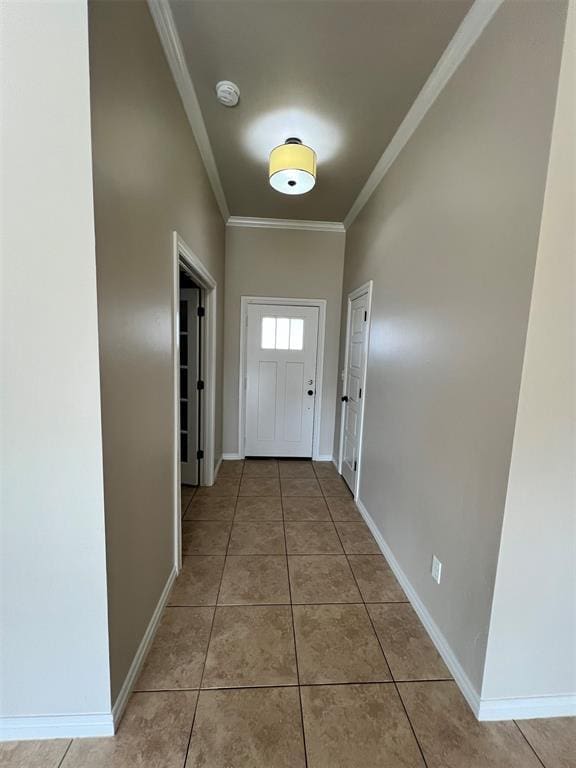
111, 567, 177, 727
331, 456, 339, 471
222, 453, 242, 460
478, 693, 576, 721
355, 497, 482, 716
355, 497, 576, 721
213, 455, 223, 480
313, 453, 334, 462
0, 712, 114, 742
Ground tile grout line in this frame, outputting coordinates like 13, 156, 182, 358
56, 738, 73, 767
177, 650, 202, 766
513, 721, 547, 768
313, 469, 429, 759
181, 475, 241, 767
280, 486, 311, 768
180, 551, 408, 558
134, 678, 454, 694
170, 599, 409, 608
316, 466, 432, 767
326, 490, 432, 768
181, 484, 196, 518
388, 681, 430, 768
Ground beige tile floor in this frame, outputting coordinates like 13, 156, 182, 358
3, 459, 575, 768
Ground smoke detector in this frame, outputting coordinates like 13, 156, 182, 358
215, 80, 240, 107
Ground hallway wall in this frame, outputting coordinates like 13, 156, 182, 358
1, 0, 111, 727
89, 0, 225, 703
335, 0, 566, 697
223, 225, 346, 459
482, 1, 575, 704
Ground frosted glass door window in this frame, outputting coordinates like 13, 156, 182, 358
261, 317, 304, 350
261, 317, 276, 349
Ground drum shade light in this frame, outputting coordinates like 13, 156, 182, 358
269, 138, 316, 195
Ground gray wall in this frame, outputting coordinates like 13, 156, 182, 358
482, 1, 575, 702
89, 0, 225, 702
224, 226, 345, 458
1, 0, 111, 720
336, 0, 566, 694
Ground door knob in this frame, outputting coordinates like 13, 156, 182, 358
307, 389, 314, 396
341, 395, 349, 402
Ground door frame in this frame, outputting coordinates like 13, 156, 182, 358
238, 296, 327, 460
172, 231, 217, 572
338, 281, 373, 500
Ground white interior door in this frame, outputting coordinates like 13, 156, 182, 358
245, 304, 319, 457
341, 292, 369, 493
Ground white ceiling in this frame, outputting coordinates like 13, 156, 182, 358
168, 0, 474, 222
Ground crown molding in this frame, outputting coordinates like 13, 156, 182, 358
344, 0, 504, 229
227, 216, 346, 233
148, 0, 229, 221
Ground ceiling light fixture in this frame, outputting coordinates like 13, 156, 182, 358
269, 138, 316, 195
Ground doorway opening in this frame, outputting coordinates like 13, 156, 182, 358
338, 281, 373, 497
179, 269, 203, 488
173, 232, 217, 572
238, 296, 326, 459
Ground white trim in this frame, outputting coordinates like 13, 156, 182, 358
354, 496, 482, 717
111, 567, 177, 728
338, 281, 373, 499
0, 713, 114, 742
227, 216, 345, 233
314, 454, 334, 462
148, 0, 229, 221
238, 296, 327, 461
222, 453, 243, 460
478, 694, 576, 721
213, 455, 223, 480
344, 0, 504, 228
173, 233, 218, 573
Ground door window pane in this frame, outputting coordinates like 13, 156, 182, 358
260, 316, 305, 351
261, 317, 276, 349
275, 317, 290, 349
289, 318, 304, 350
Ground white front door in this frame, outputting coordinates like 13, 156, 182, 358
341, 291, 369, 493
245, 303, 319, 457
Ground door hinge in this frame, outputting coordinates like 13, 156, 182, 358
359, 388, 362, 399
197, 306, 205, 317
354, 460, 358, 471
197, 449, 204, 460
197, 380, 205, 390
364, 311, 367, 321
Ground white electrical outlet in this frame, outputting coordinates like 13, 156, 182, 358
431, 555, 442, 584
